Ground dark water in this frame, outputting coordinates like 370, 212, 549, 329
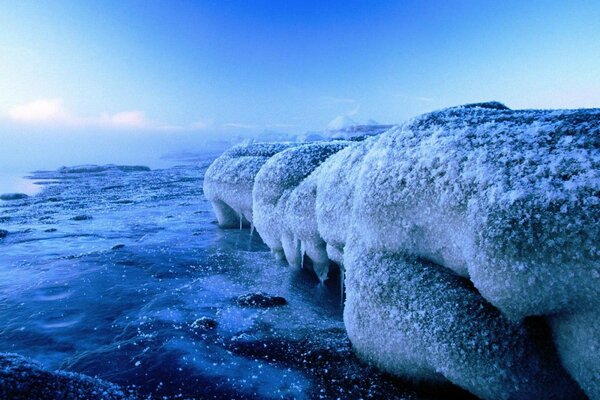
0, 159, 472, 400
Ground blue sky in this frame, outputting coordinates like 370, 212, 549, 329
0, 0, 599, 169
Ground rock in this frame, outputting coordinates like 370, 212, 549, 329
235, 292, 287, 308
0, 230, 8, 238
111, 244, 125, 250
0, 193, 28, 201
190, 317, 218, 331
44, 228, 57, 233
0, 352, 139, 399
70, 215, 93, 221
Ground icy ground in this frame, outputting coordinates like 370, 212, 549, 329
0, 160, 475, 399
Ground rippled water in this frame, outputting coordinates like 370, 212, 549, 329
0, 158, 472, 399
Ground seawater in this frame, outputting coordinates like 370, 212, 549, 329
0, 157, 470, 399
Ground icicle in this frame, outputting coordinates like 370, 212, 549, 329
250, 222, 254, 236
239, 213, 243, 230
340, 267, 345, 307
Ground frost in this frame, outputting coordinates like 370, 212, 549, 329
205, 103, 600, 399
204, 142, 297, 228
253, 141, 349, 279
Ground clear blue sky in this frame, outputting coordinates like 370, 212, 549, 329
0, 0, 599, 169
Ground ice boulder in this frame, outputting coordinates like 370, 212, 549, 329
352, 104, 600, 319
252, 142, 349, 274
203, 142, 296, 228
343, 241, 584, 400
347, 104, 599, 398
206, 102, 600, 399
314, 137, 378, 266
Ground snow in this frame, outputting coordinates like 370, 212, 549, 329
205, 102, 600, 399
252, 142, 349, 275
204, 142, 297, 228
343, 243, 582, 400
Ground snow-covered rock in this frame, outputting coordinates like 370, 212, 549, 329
314, 137, 378, 266
352, 104, 600, 319
343, 241, 583, 400
203, 142, 296, 228
205, 102, 600, 399
253, 142, 349, 279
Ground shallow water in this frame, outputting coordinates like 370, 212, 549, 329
0, 172, 43, 196
0, 158, 473, 399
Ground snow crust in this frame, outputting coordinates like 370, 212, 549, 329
203, 142, 296, 228
205, 103, 600, 399
252, 142, 349, 280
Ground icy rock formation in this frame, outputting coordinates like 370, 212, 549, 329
204, 142, 296, 228
346, 104, 599, 399
253, 142, 349, 280
314, 137, 378, 266
0, 353, 138, 399
205, 102, 599, 399
343, 241, 583, 400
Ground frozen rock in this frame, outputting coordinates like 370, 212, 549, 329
70, 215, 93, 221
347, 103, 599, 398
314, 137, 378, 266
0, 352, 139, 400
190, 316, 218, 331
235, 292, 287, 308
353, 104, 600, 319
203, 142, 296, 228
0, 229, 8, 238
0, 193, 28, 201
206, 102, 600, 399
343, 243, 584, 400
111, 244, 125, 250
253, 142, 349, 267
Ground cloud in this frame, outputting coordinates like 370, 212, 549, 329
6, 98, 150, 129
223, 122, 258, 130
100, 111, 148, 128
394, 93, 435, 103
322, 96, 357, 105
7, 98, 72, 123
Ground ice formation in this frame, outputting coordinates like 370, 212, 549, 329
253, 142, 349, 280
203, 142, 296, 228
205, 103, 599, 399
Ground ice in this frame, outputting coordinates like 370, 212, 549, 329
253, 142, 349, 271
206, 102, 600, 399
346, 103, 599, 397
314, 137, 379, 266
203, 142, 296, 228
343, 242, 582, 400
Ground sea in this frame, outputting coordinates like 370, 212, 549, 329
0, 154, 472, 399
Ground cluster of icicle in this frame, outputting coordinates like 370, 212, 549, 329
203, 102, 599, 400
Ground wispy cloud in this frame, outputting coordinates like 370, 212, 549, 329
223, 122, 258, 130
6, 98, 150, 129
5, 98, 297, 134
394, 93, 435, 103
321, 96, 357, 105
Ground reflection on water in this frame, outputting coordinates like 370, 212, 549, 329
0, 159, 472, 400
0, 172, 43, 196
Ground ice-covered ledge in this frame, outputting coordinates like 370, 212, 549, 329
204, 102, 599, 400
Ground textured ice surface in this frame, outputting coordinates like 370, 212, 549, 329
0, 353, 139, 400
204, 142, 296, 228
206, 103, 600, 399
253, 142, 349, 278
315, 137, 378, 266
349, 105, 599, 397
343, 241, 583, 400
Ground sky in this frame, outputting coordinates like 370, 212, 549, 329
0, 0, 599, 171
